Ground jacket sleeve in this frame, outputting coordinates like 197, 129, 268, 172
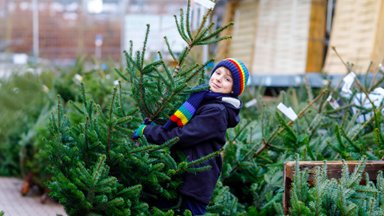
143, 104, 228, 148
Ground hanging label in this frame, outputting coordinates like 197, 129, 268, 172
326, 94, 340, 109
277, 103, 298, 121
373, 87, 384, 96
245, 98, 257, 108
194, 0, 215, 9
341, 72, 356, 94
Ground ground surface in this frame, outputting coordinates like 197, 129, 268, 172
0, 177, 66, 216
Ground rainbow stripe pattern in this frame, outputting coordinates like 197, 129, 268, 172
163, 90, 207, 129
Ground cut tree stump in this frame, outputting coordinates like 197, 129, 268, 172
283, 160, 384, 214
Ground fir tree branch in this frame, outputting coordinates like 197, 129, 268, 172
163, 37, 177, 62
179, 9, 191, 43
228, 120, 251, 144
149, 87, 185, 120
84, 116, 90, 165
332, 46, 352, 72
191, 23, 215, 46
81, 83, 88, 115
200, 23, 234, 42
174, 15, 189, 43
186, 0, 193, 40
138, 67, 152, 118
107, 87, 117, 161
225, 89, 327, 179
193, 9, 212, 40
141, 24, 150, 69
195, 36, 232, 46
187, 151, 220, 168
118, 81, 126, 117
57, 95, 62, 131
114, 68, 129, 82
157, 52, 174, 85
184, 59, 213, 83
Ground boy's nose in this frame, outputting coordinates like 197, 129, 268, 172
216, 74, 223, 82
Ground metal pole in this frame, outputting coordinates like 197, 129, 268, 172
202, 5, 209, 64
32, 0, 39, 63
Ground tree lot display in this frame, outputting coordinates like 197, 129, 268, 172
1, 1, 384, 215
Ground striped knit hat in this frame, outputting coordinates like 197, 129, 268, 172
211, 58, 249, 96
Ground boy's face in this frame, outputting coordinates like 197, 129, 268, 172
209, 67, 233, 94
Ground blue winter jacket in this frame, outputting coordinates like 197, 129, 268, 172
142, 96, 241, 204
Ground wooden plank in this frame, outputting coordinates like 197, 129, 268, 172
305, 0, 326, 73
216, 1, 239, 60
229, 0, 259, 71
323, 0, 384, 73
283, 160, 384, 214
371, 1, 384, 69
251, 0, 311, 75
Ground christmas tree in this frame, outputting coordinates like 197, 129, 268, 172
41, 0, 234, 215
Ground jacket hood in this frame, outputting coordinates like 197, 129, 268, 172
208, 96, 240, 128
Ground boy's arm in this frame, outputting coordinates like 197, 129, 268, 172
143, 104, 228, 147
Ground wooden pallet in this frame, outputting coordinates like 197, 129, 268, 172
283, 160, 384, 214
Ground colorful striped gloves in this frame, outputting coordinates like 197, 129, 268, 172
132, 118, 156, 140
132, 124, 146, 140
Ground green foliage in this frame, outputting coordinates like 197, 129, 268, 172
115, 0, 233, 123
41, 82, 219, 214
0, 70, 54, 176
40, 2, 237, 214
49, 155, 138, 215
0, 59, 120, 177
289, 157, 384, 216
206, 181, 246, 215
216, 70, 384, 215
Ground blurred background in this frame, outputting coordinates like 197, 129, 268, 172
0, 0, 383, 79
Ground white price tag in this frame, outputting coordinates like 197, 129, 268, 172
326, 94, 340, 109
277, 103, 298, 121
193, 0, 215, 9
245, 98, 257, 108
373, 87, 384, 96
341, 72, 356, 94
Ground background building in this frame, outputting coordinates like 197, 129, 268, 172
1, 0, 383, 76
218, 0, 384, 75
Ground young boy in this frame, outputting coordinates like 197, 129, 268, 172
133, 58, 249, 215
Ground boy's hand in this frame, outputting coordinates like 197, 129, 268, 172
132, 124, 147, 140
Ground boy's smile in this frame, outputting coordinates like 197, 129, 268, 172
209, 67, 233, 94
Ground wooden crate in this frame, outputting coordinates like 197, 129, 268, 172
283, 160, 384, 214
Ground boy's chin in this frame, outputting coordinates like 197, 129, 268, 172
209, 87, 219, 93
210, 88, 227, 94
